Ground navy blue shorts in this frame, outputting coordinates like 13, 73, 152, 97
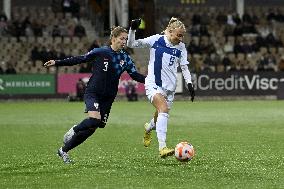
84, 93, 115, 124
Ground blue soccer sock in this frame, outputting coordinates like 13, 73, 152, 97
73, 118, 101, 133
62, 128, 97, 152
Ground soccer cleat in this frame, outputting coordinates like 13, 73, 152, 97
143, 123, 152, 147
159, 147, 175, 158
57, 147, 72, 164
63, 125, 76, 144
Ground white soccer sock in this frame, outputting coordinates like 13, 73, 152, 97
150, 118, 155, 129
145, 118, 156, 133
156, 113, 169, 150
147, 118, 156, 131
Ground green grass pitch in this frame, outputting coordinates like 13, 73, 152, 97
0, 100, 284, 189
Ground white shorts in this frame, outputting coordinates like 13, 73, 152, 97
145, 82, 175, 110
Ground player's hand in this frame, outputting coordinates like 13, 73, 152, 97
187, 83, 195, 102
44, 60, 55, 67
130, 18, 141, 30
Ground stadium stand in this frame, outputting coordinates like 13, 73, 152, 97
0, 0, 95, 74
1, 1, 284, 75
152, 5, 284, 73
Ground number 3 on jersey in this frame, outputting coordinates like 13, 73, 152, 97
103, 61, 108, 71
169, 56, 175, 66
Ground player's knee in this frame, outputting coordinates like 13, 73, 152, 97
89, 117, 106, 129
89, 127, 97, 131
88, 117, 101, 129
98, 121, 106, 128
158, 106, 169, 113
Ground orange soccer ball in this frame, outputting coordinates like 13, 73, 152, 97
174, 141, 195, 162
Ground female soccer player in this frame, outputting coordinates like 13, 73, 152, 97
127, 17, 195, 158
44, 26, 145, 163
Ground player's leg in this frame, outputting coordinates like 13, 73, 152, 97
58, 94, 104, 163
58, 115, 99, 161
63, 95, 114, 151
145, 110, 158, 132
58, 124, 98, 164
63, 94, 102, 143
144, 84, 164, 148
146, 90, 174, 133
146, 97, 173, 142
143, 84, 159, 147
62, 111, 101, 152
64, 95, 114, 153
63, 112, 102, 145
98, 96, 115, 128
143, 110, 157, 147
152, 93, 169, 149
72, 94, 104, 132
151, 93, 174, 158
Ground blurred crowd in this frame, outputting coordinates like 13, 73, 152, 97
0, 0, 86, 38
0, 0, 93, 74
156, 6, 284, 72
2, 3, 284, 74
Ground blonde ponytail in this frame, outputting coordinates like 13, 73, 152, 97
165, 17, 186, 33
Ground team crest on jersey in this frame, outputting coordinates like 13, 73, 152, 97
93, 103, 99, 109
120, 60, 125, 66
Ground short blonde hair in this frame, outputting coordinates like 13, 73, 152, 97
164, 17, 186, 33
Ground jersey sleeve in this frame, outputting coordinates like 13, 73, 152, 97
179, 43, 192, 84
179, 43, 189, 66
127, 30, 159, 48
124, 54, 145, 83
55, 48, 101, 66
180, 64, 192, 84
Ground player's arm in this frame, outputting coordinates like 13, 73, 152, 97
44, 49, 97, 67
180, 46, 195, 102
127, 30, 152, 48
180, 64, 195, 102
127, 19, 157, 48
129, 72, 145, 84
125, 55, 145, 83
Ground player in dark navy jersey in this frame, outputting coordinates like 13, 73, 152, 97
44, 26, 145, 163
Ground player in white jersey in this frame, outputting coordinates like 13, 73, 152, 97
127, 17, 195, 158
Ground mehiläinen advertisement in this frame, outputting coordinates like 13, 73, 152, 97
0, 74, 56, 94
190, 72, 284, 96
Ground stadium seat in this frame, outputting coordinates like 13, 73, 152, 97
63, 37, 71, 44
54, 37, 62, 44
260, 47, 268, 55
27, 37, 36, 43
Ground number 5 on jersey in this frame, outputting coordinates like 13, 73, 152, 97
103, 61, 108, 71
169, 56, 175, 66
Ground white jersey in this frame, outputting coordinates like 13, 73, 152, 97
127, 31, 191, 92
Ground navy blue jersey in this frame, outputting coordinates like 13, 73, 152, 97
55, 46, 145, 96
